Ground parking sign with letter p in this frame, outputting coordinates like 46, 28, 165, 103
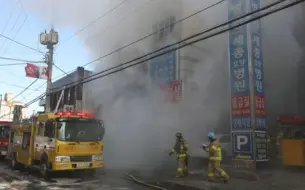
232, 132, 254, 160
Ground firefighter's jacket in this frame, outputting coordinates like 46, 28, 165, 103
203, 139, 222, 161
171, 139, 188, 158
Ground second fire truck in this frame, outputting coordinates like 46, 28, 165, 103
8, 111, 105, 178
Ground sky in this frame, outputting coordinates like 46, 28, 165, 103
0, 0, 93, 115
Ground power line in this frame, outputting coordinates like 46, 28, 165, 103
62, 0, 129, 44
0, 78, 39, 118
0, 11, 23, 53
52, 0, 226, 79
0, 80, 38, 91
23, 0, 300, 109
3, 15, 28, 54
0, 32, 44, 54
12, 78, 39, 100
0, 62, 31, 66
51, 0, 286, 92
0, 56, 44, 63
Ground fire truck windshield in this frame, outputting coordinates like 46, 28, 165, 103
0, 125, 9, 138
56, 120, 104, 142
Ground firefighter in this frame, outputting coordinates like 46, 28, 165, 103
202, 132, 230, 183
169, 132, 189, 178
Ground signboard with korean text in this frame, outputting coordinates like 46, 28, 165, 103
63, 105, 74, 112
150, 47, 177, 85
232, 132, 254, 160
255, 131, 268, 161
250, 0, 267, 131
160, 80, 182, 103
228, 0, 251, 130
24, 63, 49, 80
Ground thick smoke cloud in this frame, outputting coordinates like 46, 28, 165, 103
14, 0, 305, 169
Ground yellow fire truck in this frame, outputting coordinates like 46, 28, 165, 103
8, 111, 105, 177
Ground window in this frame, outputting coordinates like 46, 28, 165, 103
38, 122, 45, 136
44, 120, 54, 138
22, 132, 31, 150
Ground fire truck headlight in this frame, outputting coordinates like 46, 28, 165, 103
55, 156, 70, 162
92, 154, 103, 161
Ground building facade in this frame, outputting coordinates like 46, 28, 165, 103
47, 67, 92, 113
0, 93, 28, 121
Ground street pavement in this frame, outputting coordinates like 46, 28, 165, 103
1, 160, 304, 190
0, 161, 145, 190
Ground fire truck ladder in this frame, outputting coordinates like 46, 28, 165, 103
54, 88, 65, 113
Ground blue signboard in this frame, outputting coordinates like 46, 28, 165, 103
250, 0, 267, 131
232, 116, 251, 129
255, 131, 268, 161
232, 132, 254, 160
149, 47, 177, 85
229, 0, 252, 130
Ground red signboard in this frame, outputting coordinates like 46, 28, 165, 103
25, 63, 49, 80
278, 115, 305, 125
254, 95, 266, 116
231, 95, 251, 116
160, 80, 182, 103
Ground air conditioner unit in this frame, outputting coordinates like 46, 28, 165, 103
39, 99, 46, 106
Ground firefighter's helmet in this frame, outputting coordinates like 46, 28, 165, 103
175, 132, 182, 138
208, 132, 216, 139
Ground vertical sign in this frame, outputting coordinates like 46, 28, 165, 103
161, 80, 182, 102
254, 131, 268, 161
228, 0, 251, 130
150, 47, 177, 85
250, 0, 267, 131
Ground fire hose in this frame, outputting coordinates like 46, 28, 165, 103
125, 173, 167, 190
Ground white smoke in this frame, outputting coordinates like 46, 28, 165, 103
13, 0, 305, 171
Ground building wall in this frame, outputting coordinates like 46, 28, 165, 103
0, 93, 28, 121
49, 67, 91, 112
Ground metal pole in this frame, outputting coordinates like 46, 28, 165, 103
45, 29, 54, 113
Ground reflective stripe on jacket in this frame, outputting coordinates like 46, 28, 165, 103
203, 139, 222, 161
171, 139, 188, 157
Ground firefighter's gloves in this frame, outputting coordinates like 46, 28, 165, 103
169, 151, 174, 156
201, 144, 208, 149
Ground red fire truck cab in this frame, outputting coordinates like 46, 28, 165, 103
0, 121, 11, 159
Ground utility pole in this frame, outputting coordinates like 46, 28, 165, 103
40, 27, 58, 113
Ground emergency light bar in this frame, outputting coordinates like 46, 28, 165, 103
55, 112, 94, 118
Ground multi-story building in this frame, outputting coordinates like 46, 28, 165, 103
44, 67, 93, 113
0, 93, 28, 121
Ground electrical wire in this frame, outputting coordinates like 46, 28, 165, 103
0, 81, 38, 91
0, 78, 39, 118
24, 0, 303, 107
0, 11, 23, 53
3, 15, 28, 54
0, 12, 12, 40
62, 0, 129, 44
53, 0, 226, 78
0, 32, 44, 54
0, 56, 44, 63
51, 0, 288, 92
0, 62, 33, 66
12, 78, 39, 101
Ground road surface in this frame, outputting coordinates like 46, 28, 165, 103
0, 161, 145, 190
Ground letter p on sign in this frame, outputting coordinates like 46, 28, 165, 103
237, 135, 248, 150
